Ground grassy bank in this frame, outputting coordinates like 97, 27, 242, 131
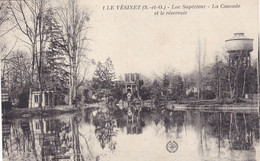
181, 98, 257, 108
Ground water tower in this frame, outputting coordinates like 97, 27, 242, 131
225, 33, 254, 98
225, 33, 253, 67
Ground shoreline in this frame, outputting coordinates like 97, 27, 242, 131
2, 101, 259, 119
173, 104, 259, 113
2, 106, 80, 120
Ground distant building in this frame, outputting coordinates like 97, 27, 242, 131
123, 73, 140, 94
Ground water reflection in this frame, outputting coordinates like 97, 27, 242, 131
2, 107, 260, 161
2, 114, 90, 161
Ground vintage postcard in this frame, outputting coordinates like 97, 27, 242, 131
0, 0, 259, 160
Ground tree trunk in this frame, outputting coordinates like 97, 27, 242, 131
73, 58, 77, 104
69, 81, 73, 105
69, 58, 73, 105
29, 44, 36, 108
38, 12, 43, 109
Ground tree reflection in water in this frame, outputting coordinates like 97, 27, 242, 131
2, 108, 260, 161
93, 110, 118, 151
188, 111, 260, 158
2, 114, 92, 161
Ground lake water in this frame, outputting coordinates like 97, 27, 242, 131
2, 107, 260, 161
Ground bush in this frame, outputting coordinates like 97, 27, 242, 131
187, 91, 194, 98
18, 88, 29, 108
202, 90, 216, 99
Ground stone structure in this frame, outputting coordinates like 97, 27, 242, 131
123, 73, 140, 94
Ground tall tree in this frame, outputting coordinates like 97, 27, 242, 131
9, 0, 50, 108
56, 0, 90, 105
92, 57, 116, 100
162, 73, 170, 101
173, 75, 184, 103
42, 8, 69, 104
210, 56, 228, 99
151, 79, 162, 105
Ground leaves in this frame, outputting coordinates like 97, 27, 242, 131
41, 12, 69, 95
92, 58, 116, 98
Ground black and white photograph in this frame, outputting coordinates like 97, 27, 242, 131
0, 0, 259, 160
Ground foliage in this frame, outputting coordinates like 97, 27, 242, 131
244, 65, 258, 94
8, 0, 54, 108
111, 81, 124, 102
207, 58, 228, 99
56, 0, 90, 105
139, 85, 151, 100
93, 112, 118, 150
162, 73, 170, 101
5, 0, 90, 106
183, 54, 258, 102
170, 74, 184, 102
201, 90, 216, 100
150, 79, 163, 105
1, 50, 31, 105
148, 71, 185, 105
42, 9, 69, 104
92, 57, 116, 100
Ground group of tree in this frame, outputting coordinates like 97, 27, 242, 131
140, 52, 258, 104
88, 54, 257, 105
1, 50, 31, 107
1, 0, 90, 108
137, 70, 184, 105
90, 66, 185, 105
184, 54, 258, 102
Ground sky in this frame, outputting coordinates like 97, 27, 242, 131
83, 0, 258, 78
1, 0, 258, 79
